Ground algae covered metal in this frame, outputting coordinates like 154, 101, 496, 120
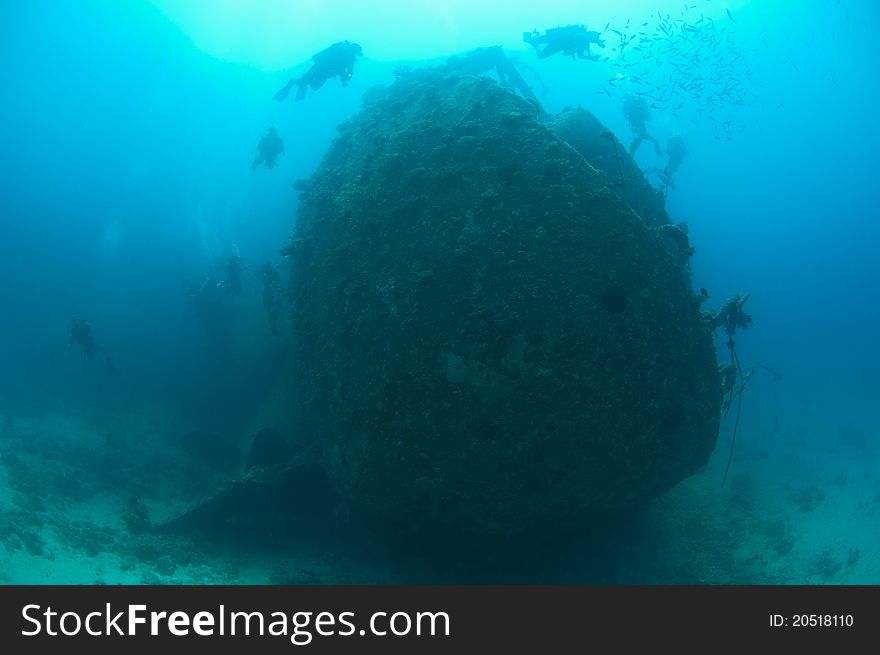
286, 69, 722, 537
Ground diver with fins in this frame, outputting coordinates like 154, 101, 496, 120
524, 24, 605, 60
68, 318, 115, 373
252, 126, 284, 171
623, 94, 663, 157
274, 41, 363, 102
255, 261, 284, 336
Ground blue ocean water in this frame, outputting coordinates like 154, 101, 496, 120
0, 0, 877, 583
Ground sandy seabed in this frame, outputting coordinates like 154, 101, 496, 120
1, 388, 877, 585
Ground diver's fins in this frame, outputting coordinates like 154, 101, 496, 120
273, 78, 298, 102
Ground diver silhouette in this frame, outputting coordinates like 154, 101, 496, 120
68, 318, 115, 373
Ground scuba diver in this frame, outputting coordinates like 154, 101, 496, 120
252, 127, 284, 171
218, 252, 243, 303
190, 243, 243, 323
188, 270, 239, 348
189, 273, 228, 340
273, 41, 363, 102
653, 135, 690, 199
190, 274, 221, 309
254, 261, 284, 336
523, 24, 605, 60
68, 319, 115, 373
622, 94, 662, 157
664, 135, 689, 179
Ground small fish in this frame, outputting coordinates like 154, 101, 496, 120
726, 8, 737, 24
603, 22, 610, 32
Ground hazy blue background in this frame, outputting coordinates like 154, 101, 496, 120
0, 0, 876, 448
